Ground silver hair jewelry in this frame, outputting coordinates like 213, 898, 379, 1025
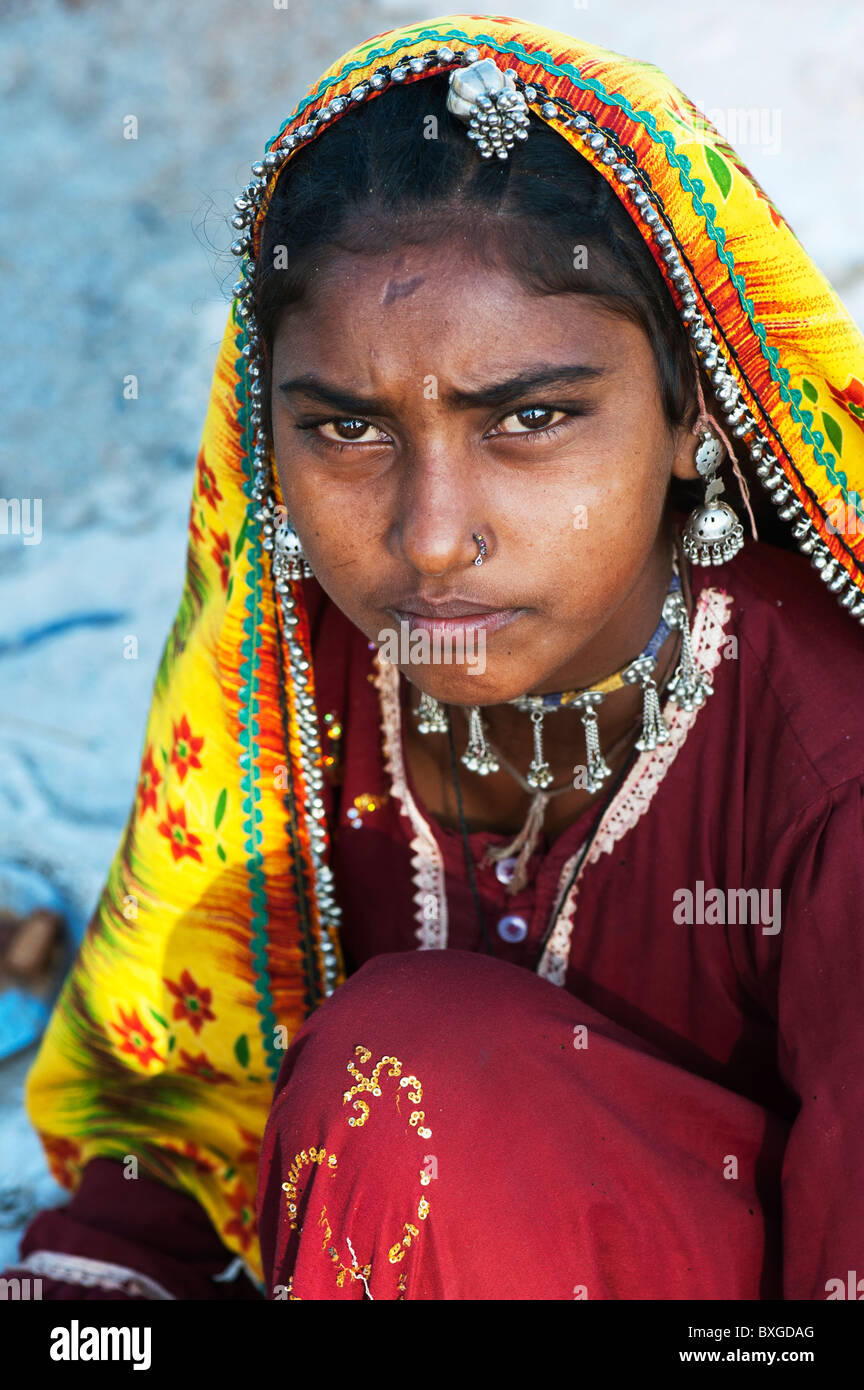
446, 58, 531, 159
682, 427, 745, 566
473, 531, 488, 565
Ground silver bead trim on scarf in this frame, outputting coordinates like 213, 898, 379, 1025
228, 42, 864, 991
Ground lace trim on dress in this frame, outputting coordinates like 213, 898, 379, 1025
373, 652, 448, 949
14, 1250, 177, 1300
536, 587, 733, 984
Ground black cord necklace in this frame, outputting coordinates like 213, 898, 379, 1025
446, 712, 494, 955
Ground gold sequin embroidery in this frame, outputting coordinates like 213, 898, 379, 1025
281, 1145, 338, 1231
279, 1043, 437, 1297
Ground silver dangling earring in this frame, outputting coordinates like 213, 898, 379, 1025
623, 655, 670, 751
682, 427, 745, 566
526, 708, 553, 790
269, 507, 312, 583
663, 590, 713, 710
462, 706, 500, 776
416, 691, 448, 735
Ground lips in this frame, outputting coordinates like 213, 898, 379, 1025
385, 596, 526, 637
392, 596, 508, 619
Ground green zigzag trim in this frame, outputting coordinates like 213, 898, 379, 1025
234, 314, 281, 1083
264, 24, 862, 530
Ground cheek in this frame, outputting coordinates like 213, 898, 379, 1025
500, 429, 669, 564
272, 450, 385, 585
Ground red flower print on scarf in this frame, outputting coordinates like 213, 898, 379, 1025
209, 529, 231, 591
111, 1007, 164, 1069
178, 1049, 233, 1085
137, 745, 161, 816
163, 969, 215, 1035
236, 1126, 262, 1165
157, 803, 203, 863
828, 377, 864, 440
170, 714, 204, 782
41, 1134, 82, 1187
188, 500, 205, 548
197, 457, 223, 510
222, 1180, 258, 1253
163, 1139, 217, 1175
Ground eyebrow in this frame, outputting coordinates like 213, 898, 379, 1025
278, 364, 607, 415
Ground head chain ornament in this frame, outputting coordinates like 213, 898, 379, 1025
227, 42, 864, 994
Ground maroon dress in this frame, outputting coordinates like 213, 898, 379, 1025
10, 536, 864, 1299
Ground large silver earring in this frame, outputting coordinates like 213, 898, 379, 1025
682, 428, 745, 566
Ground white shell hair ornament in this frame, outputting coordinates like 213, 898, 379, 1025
446, 57, 531, 159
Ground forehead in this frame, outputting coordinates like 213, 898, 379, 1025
272, 239, 654, 379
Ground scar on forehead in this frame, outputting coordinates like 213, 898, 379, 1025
381, 274, 426, 307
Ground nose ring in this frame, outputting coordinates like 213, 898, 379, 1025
472, 532, 488, 566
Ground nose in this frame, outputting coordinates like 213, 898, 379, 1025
392, 450, 489, 578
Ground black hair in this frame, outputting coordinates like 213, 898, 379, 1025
255, 76, 696, 431
252, 74, 786, 544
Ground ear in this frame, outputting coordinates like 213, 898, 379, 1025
670, 419, 701, 482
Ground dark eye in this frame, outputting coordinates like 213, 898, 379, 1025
495, 407, 567, 435
318, 418, 381, 442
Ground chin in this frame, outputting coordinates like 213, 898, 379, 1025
402, 666, 526, 707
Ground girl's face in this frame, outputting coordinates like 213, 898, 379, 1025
270, 236, 700, 705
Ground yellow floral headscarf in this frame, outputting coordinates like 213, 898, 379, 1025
26, 12, 864, 1284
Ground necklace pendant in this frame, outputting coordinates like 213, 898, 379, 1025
623, 658, 670, 752
663, 590, 714, 711
526, 758, 553, 791
463, 745, 500, 776
666, 668, 713, 711
525, 707, 554, 790
462, 707, 500, 776
416, 691, 448, 735
573, 693, 612, 793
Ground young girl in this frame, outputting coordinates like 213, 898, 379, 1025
9, 12, 864, 1300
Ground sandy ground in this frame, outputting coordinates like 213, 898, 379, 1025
1, 0, 862, 1269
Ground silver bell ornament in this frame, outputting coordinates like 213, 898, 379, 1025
272, 508, 312, 583
682, 428, 745, 566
